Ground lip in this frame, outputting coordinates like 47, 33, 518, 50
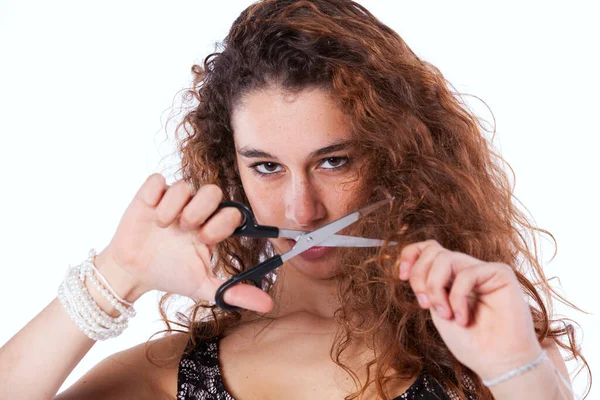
286, 239, 332, 261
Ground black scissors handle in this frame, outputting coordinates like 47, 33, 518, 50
216, 201, 279, 238
215, 255, 283, 311
213, 201, 283, 311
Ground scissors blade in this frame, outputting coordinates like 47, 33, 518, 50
319, 235, 397, 247
277, 229, 310, 240
278, 230, 394, 247
281, 198, 394, 262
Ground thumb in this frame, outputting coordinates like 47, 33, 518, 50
193, 276, 275, 313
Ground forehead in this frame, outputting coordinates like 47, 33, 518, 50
231, 87, 352, 153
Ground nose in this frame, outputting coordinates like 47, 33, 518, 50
284, 175, 325, 227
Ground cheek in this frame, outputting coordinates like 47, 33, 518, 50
239, 173, 284, 226
325, 173, 365, 211
249, 194, 285, 226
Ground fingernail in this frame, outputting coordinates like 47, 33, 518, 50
416, 293, 429, 308
435, 305, 448, 319
399, 261, 409, 279
454, 311, 463, 324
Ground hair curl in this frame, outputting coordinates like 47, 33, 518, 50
152, 1, 591, 398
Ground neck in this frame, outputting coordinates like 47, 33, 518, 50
265, 262, 341, 319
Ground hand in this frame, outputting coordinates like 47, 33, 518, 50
398, 240, 543, 380
96, 173, 274, 312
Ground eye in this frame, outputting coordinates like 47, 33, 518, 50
320, 156, 349, 169
253, 162, 283, 175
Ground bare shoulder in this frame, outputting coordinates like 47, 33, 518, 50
56, 332, 190, 400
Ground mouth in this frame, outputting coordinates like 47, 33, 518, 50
286, 239, 332, 261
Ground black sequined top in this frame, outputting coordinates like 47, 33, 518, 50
177, 337, 473, 399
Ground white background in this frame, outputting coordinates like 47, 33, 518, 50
0, 1, 597, 397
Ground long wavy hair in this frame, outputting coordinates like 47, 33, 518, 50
152, 1, 591, 398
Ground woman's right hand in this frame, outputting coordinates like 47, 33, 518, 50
94, 173, 274, 312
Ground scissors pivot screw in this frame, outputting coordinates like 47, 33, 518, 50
214, 198, 395, 311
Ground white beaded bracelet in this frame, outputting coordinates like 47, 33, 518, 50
58, 249, 135, 341
85, 249, 135, 308
59, 263, 127, 340
58, 268, 125, 341
482, 351, 548, 387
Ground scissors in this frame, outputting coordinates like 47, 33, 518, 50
214, 198, 395, 311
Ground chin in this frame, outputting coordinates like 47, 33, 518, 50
288, 249, 342, 280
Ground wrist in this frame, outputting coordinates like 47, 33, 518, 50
484, 354, 562, 400
476, 343, 543, 382
93, 250, 146, 305
58, 250, 135, 341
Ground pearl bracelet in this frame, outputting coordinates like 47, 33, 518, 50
57, 249, 136, 341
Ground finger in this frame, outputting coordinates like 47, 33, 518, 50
425, 250, 456, 319
196, 206, 244, 245
448, 263, 495, 326
135, 173, 168, 208
222, 283, 275, 313
426, 251, 482, 320
179, 184, 225, 231
193, 277, 274, 313
154, 180, 194, 228
399, 239, 441, 281
406, 242, 444, 308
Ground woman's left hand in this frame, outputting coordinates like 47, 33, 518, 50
398, 240, 543, 381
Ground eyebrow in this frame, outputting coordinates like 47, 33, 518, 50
237, 140, 354, 160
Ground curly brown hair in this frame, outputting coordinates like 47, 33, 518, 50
153, 1, 591, 398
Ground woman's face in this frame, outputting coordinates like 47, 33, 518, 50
231, 86, 363, 279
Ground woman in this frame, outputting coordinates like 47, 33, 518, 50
0, 0, 590, 399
